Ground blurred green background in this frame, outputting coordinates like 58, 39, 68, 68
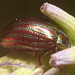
0, 0, 75, 56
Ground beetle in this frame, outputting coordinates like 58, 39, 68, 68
0, 17, 71, 68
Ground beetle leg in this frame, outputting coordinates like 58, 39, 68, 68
9, 49, 18, 54
38, 50, 50, 69
10, 49, 36, 56
21, 49, 36, 56
57, 66, 63, 71
29, 49, 36, 56
38, 52, 45, 69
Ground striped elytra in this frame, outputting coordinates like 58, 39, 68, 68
0, 17, 71, 51
0, 17, 57, 50
0, 17, 71, 67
